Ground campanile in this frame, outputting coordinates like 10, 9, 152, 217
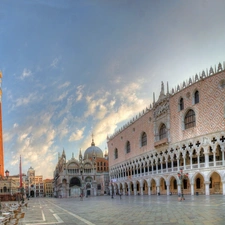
0, 71, 4, 176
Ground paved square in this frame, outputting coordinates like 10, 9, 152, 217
19, 195, 225, 225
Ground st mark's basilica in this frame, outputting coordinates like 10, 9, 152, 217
53, 138, 109, 198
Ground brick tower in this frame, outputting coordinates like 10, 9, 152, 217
0, 71, 4, 177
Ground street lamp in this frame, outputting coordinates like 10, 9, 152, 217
111, 181, 114, 199
177, 168, 188, 201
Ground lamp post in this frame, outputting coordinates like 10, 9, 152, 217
177, 168, 188, 201
111, 181, 114, 199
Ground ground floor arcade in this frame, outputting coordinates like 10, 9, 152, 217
110, 169, 225, 196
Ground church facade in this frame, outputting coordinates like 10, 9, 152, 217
108, 61, 225, 196
53, 138, 109, 198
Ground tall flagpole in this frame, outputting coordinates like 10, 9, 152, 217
20, 156, 22, 188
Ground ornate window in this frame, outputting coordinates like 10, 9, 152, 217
179, 97, 184, 110
126, 141, 130, 153
114, 148, 118, 159
194, 90, 199, 104
159, 124, 167, 140
141, 132, 147, 146
184, 109, 196, 129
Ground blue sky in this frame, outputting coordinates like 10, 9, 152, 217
0, 0, 225, 178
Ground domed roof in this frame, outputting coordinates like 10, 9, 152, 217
84, 138, 103, 160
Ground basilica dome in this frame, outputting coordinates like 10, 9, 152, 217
84, 138, 103, 160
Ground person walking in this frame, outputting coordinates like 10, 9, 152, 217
119, 192, 122, 199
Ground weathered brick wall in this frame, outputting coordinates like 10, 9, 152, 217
108, 111, 155, 166
170, 71, 225, 143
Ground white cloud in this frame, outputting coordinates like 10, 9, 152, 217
50, 58, 59, 68
20, 68, 32, 80
76, 85, 84, 102
12, 92, 39, 109
80, 81, 149, 150
69, 127, 85, 142
56, 91, 68, 101
6, 110, 57, 178
58, 82, 70, 89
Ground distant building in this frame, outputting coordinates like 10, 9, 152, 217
43, 179, 53, 197
108, 61, 225, 196
25, 166, 44, 197
53, 137, 109, 198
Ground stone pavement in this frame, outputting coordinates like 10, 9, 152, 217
18, 195, 225, 225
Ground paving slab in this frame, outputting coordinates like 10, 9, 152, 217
14, 195, 225, 225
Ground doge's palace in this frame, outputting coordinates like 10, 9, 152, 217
108, 61, 225, 196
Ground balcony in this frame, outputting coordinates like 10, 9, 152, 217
112, 161, 224, 182
154, 137, 168, 148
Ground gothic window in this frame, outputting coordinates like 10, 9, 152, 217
126, 141, 131, 154
184, 109, 196, 129
114, 148, 118, 159
141, 132, 147, 146
159, 124, 167, 140
97, 184, 101, 190
194, 90, 199, 104
179, 97, 184, 111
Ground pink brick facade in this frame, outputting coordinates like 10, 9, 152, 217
107, 62, 225, 196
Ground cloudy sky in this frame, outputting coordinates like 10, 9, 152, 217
0, 0, 225, 178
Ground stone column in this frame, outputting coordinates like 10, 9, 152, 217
133, 182, 137, 195
205, 152, 209, 168
166, 160, 168, 172
191, 183, 194, 195
204, 181, 210, 195
222, 149, 225, 166
156, 185, 160, 195
190, 156, 193, 169
156, 164, 158, 174
140, 185, 143, 195
122, 183, 125, 195
213, 152, 216, 167
148, 186, 151, 195
197, 155, 200, 168
166, 185, 170, 195
183, 157, 186, 170
177, 159, 180, 170
222, 181, 225, 195
177, 184, 181, 195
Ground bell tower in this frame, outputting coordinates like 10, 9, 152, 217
0, 71, 4, 177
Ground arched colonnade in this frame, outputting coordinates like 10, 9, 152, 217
111, 170, 225, 196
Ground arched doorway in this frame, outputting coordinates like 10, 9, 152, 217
159, 177, 167, 195
143, 180, 148, 195
170, 176, 177, 194
85, 177, 92, 196
210, 172, 222, 194
70, 177, 81, 197
86, 183, 91, 196
194, 173, 204, 195
150, 179, 156, 195
136, 181, 140, 195
130, 182, 134, 195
